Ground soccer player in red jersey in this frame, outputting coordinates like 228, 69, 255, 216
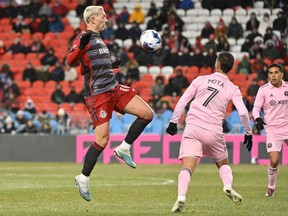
67, 6, 154, 202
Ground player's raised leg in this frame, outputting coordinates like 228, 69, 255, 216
115, 95, 154, 168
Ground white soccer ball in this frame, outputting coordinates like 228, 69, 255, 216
140, 29, 162, 52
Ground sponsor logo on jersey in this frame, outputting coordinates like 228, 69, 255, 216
99, 48, 109, 54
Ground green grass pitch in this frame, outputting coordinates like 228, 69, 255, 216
0, 163, 287, 216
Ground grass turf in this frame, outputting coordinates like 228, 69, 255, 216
0, 163, 287, 216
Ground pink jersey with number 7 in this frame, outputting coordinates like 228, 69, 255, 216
171, 72, 251, 134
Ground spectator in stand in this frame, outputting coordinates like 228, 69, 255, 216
257, 64, 269, 81
49, 15, 64, 33
24, 98, 37, 116
152, 75, 165, 97
106, 8, 117, 26
19, 119, 38, 134
55, 108, 71, 135
203, 47, 217, 68
27, 0, 42, 18
214, 18, 227, 39
263, 27, 274, 43
127, 40, 142, 60
66, 86, 82, 104
273, 11, 287, 36
49, 61, 65, 82
15, 110, 28, 132
204, 34, 217, 52
173, 68, 190, 90
146, 14, 162, 32
191, 36, 204, 53
2, 116, 16, 134
51, 83, 66, 104
247, 27, 263, 47
163, 77, 181, 97
40, 121, 52, 134
125, 56, 140, 82
3, 92, 20, 113
101, 22, 115, 40
2, 2, 17, 19
191, 47, 204, 68
278, 43, 287, 60
178, 0, 194, 10
151, 48, 165, 66
35, 110, 52, 127
252, 52, 267, 74
227, 16, 243, 40
129, 4, 145, 25
146, 2, 158, 17
30, 37, 46, 53
201, 21, 215, 39
7, 38, 26, 54
167, 11, 184, 32
76, 0, 87, 18
116, 6, 130, 25
36, 66, 50, 82
128, 22, 142, 40
64, 66, 77, 82
241, 37, 251, 52
38, 15, 50, 34
164, 47, 179, 68
271, 34, 283, 52
178, 47, 192, 66
179, 37, 192, 53
51, 0, 68, 17
22, 62, 38, 83
114, 22, 129, 41
249, 36, 264, 59
12, 15, 29, 33
247, 79, 260, 97
216, 35, 230, 52
1, 64, 14, 82
258, 13, 272, 36
40, 48, 58, 66
246, 12, 260, 31
28, 16, 40, 33
7, 80, 20, 98
236, 55, 251, 75
39, 1, 52, 17
263, 39, 278, 61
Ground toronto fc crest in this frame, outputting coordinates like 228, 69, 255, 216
99, 108, 107, 118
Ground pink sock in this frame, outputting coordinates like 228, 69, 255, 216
268, 166, 279, 190
178, 168, 191, 197
219, 165, 233, 187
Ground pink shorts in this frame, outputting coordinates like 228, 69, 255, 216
179, 124, 228, 162
84, 84, 137, 127
266, 132, 288, 153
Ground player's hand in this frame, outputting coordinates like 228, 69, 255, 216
79, 31, 92, 50
243, 134, 253, 152
166, 122, 178, 135
255, 118, 266, 130
112, 58, 121, 69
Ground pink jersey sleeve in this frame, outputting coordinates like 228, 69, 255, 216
252, 86, 264, 119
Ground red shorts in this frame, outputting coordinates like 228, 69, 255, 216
84, 84, 137, 127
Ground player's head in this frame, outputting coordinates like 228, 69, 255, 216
268, 63, 284, 87
216, 52, 234, 73
83, 6, 107, 32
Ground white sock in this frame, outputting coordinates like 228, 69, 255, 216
80, 173, 90, 182
177, 195, 186, 202
119, 141, 131, 151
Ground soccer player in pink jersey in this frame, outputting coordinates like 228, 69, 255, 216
166, 52, 253, 213
252, 63, 288, 197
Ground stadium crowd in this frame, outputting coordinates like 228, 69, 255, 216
0, 0, 287, 135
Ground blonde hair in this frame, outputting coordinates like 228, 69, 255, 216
83, 6, 104, 25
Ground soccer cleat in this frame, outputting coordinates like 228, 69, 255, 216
265, 188, 275, 197
223, 186, 243, 205
171, 197, 186, 213
114, 147, 136, 169
75, 175, 91, 202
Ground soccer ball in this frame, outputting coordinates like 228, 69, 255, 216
140, 29, 162, 52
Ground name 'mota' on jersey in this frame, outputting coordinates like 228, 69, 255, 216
171, 72, 249, 132
252, 81, 288, 132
